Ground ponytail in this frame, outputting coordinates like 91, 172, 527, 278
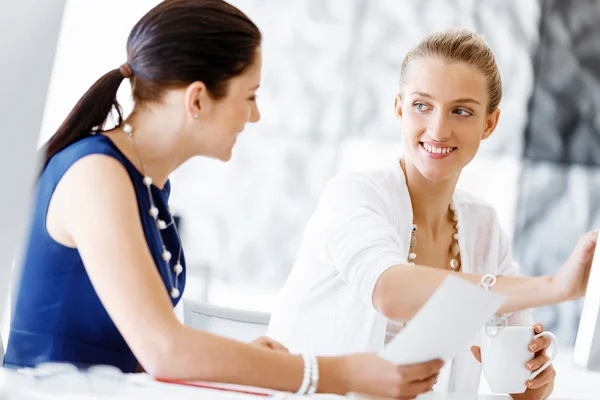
41, 68, 128, 171
41, 0, 262, 172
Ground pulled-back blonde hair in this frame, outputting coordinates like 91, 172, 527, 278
399, 28, 502, 114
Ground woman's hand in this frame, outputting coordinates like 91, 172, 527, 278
471, 323, 555, 400
552, 229, 598, 301
249, 336, 289, 352
343, 353, 443, 399
510, 323, 556, 400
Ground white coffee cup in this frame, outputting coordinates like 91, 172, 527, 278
480, 325, 558, 394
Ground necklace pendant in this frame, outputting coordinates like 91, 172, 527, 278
149, 207, 159, 219
174, 263, 183, 275
123, 123, 133, 136
452, 243, 460, 256
170, 288, 180, 298
450, 258, 459, 269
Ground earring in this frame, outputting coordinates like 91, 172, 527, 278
194, 113, 199, 119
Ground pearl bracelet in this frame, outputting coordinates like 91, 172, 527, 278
296, 353, 311, 395
296, 353, 319, 395
479, 274, 497, 290
307, 355, 319, 395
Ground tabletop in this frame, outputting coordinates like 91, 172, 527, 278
0, 367, 577, 400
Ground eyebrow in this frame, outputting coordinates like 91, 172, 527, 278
411, 91, 481, 105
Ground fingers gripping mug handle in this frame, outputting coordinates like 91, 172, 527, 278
529, 331, 558, 380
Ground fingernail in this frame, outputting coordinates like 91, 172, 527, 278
527, 381, 534, 388
526, 363, 533, 370
529, 344, 537, 352
535, 324, 542, 331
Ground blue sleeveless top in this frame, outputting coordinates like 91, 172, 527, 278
3, 135, 186, 372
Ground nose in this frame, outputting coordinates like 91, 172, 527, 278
249, 101, 261, 123
428, 111, 451, 141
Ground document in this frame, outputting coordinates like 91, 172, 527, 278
379, 275, 506, 365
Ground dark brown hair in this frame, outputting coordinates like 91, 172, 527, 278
42, 0, 261, 169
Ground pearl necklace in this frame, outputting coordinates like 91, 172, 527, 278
123, 123, 183, 299
407, 201, 461, 271
385, 201, 462, 342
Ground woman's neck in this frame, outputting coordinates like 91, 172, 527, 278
400, 159, 460, 237
104, 107, 191, 189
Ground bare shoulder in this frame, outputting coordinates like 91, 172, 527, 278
51, 153, 139, 240
60, 153, 134, 193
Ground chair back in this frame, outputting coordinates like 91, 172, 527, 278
182, 299, 270, 343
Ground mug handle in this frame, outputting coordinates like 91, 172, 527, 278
529, 331, 558, 380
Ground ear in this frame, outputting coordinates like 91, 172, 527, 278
184, 81, 210, 119
394, 94, 404, 120
482, 108, 501, 140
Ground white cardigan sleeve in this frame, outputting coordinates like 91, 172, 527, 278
308, 173, 408, 309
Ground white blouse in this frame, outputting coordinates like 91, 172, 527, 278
268, 159, 533, 393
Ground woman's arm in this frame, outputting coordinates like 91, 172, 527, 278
51, 154, 445, 397
372, 229, 597, 322
372, 265, 554, 321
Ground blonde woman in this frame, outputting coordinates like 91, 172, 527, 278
268, 28, 597, 399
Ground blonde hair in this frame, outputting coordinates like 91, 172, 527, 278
399, 28, 502, 113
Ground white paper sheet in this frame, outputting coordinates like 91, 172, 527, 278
379, 275, 506, 365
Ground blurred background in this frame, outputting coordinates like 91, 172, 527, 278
4, 0, 600, 397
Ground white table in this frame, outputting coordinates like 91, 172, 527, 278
352, 394, 572, 400
0, 367, 576, 400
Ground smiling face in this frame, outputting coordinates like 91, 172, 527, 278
395, 57, 500, 182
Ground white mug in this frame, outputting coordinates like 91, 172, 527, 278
480, 326, 558, 394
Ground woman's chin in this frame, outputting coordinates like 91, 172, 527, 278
216, 152, 233, 162
416, 165, 458, 183
220, 147, 234, 162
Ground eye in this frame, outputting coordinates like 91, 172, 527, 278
248, 95, 257, 101
453, 108, 472, 117
414, 102, 431, 112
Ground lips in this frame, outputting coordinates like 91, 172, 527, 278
421, 142, 456, 155
418, 142, 457, 160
